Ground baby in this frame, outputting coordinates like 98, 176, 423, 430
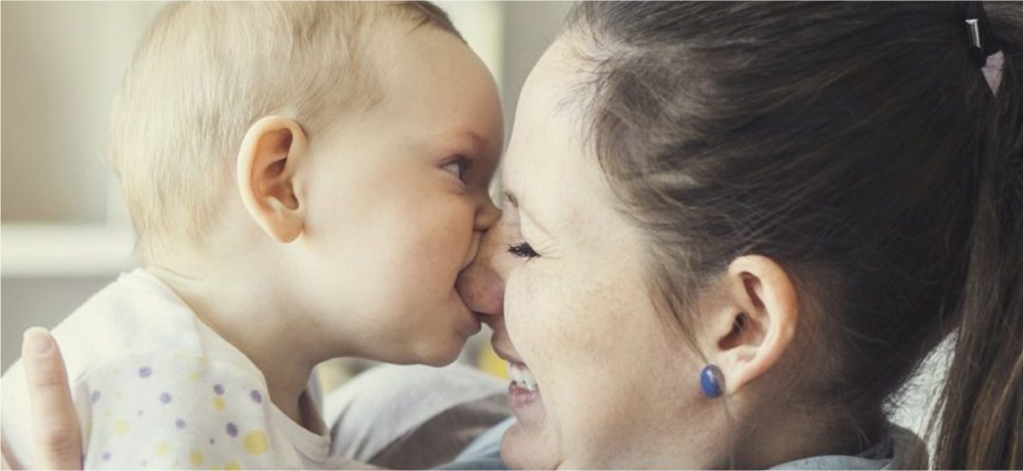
1, 2, 503, 469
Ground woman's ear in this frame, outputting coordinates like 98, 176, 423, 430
704, 255, 799, 395
236, 116, 308, 243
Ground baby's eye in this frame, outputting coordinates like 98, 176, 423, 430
442, 158, 469, 182
507, 242, 540, 259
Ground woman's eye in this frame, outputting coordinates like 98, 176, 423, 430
507, 242, 540, 259
442, 158, 469, 182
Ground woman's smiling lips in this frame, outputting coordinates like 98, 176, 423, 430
493, 344, 546, 425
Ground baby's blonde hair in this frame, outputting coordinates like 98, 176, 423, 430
108, 1, 461, 263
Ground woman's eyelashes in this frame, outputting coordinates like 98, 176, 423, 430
442, 156, 471, 183
507, 242, 540, 260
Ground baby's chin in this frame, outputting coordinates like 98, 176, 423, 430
367, 293, 479, 365
419, 293, 481, 360
399, 333, 466, 366
414, 324, 478, 365
424, 316, 479, 362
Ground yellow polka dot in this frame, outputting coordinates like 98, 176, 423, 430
188, 371, 201, 382
212, 396, 227, 411
243, 430, 269, 456
113, 419, 130, 436
114, 390, 124, 400
190, 449, 204, 466
155, 441, 172, 457
225, 461, 241, 470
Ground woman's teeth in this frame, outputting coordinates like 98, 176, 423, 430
508, 362, 538, 391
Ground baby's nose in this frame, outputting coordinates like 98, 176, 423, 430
474, 199, 502, 232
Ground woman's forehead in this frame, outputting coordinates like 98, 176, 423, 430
501, 47, 628, 243
502, 40, 590, 186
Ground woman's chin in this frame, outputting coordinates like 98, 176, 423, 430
501, 420, 560, 470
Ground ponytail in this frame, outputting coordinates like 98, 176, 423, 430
933, 2, 1022, 469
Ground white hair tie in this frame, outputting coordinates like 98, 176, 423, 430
982, 50, 1004, 96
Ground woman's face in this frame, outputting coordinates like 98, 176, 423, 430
458, 39, 719, 469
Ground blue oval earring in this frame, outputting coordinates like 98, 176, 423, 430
700, 365, 724, 398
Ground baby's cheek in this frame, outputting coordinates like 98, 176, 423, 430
413, 202, 477, 270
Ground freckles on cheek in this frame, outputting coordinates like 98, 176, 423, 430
507, 272, 564, 360
503, 274, 538, 343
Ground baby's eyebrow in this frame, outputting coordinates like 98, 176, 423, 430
428, 129, 487, 154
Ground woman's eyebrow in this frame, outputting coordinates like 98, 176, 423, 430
503, 190, 551, 236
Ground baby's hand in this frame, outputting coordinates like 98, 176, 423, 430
7, 328, 83, 470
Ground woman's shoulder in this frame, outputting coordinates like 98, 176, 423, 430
768, 424, 927, 471
428, 458, 507, 471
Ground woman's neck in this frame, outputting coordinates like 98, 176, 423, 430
731, 401, 886, 469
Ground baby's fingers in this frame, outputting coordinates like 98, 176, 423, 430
22, 328, 82, 470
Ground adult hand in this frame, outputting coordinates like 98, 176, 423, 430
7, 328, 83, 470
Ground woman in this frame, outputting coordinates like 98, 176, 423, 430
7, 2, 1021, 469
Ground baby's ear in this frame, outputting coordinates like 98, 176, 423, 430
236, 116, 308, 243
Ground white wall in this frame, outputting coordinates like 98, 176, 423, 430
1, 1, 163, 225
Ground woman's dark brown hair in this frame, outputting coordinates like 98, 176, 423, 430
564, 2, 1021, 468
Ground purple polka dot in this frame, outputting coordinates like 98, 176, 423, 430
91, 391, 102, 404
249, 390, 263, 403
138, 367, 152, 378
159, 392, 172, 404
102, 452, 111, 462
175, 418, 186, 429
226, 422, 238, 437
213, 384, 224, 395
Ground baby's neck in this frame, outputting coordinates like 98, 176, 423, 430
146, 262, 327, 431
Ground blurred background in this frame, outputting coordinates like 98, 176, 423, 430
0, 1, 574, 381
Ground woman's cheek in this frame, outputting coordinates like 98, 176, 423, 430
504, 273, 538, 345
507, 269, 564, 372
504, 270, 533, 333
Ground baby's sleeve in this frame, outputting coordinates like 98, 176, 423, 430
82, 353, 280, 470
